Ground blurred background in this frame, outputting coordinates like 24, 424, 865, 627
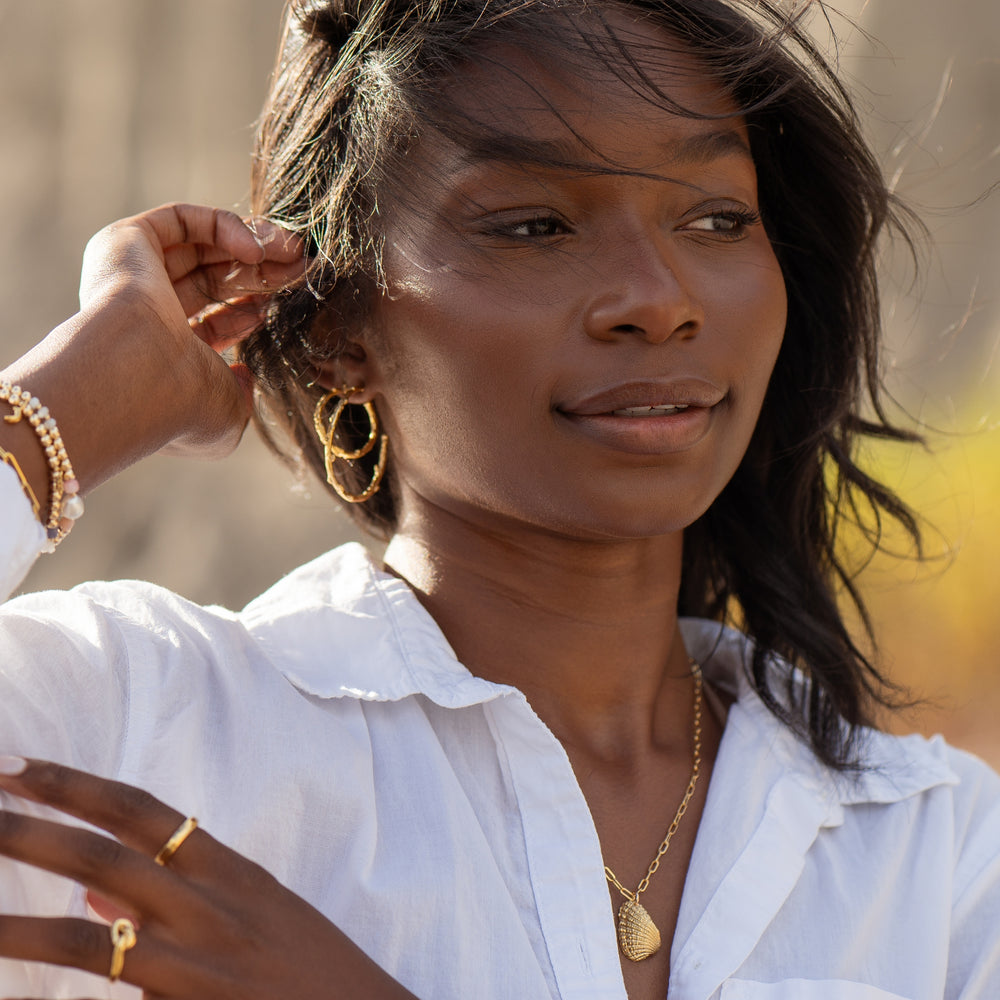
1, 1, 998, 765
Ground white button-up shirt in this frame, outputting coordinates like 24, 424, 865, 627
0, 465, 998, 1000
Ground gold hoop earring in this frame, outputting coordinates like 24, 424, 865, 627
313, 387, 389, 504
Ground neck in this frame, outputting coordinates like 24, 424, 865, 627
383, 505, 695, 765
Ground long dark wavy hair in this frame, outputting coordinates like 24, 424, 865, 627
240, 0, 923, 770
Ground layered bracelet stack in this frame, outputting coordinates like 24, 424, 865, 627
0, 379, 84, 552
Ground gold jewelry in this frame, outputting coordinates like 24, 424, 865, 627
108, 917, 137, 982
0, 380, 84, 551
0, 444, 41, 519
154, 815, 199, 866
313, 386, 388, 504
604, 660, 703, 963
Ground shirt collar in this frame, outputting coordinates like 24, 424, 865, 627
683, 616, 958, 809
240, 542, 512, 709
241, 542, 958, 807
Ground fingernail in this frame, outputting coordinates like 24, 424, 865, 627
0, 756, 27, 776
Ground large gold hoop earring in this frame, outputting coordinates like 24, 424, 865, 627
313, 387, 389, 504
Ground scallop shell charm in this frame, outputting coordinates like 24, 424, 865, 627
617, 898, 661, 962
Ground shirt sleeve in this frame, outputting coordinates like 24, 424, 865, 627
0, 470, 133, 959
0, 461, 47, 601
0, 455, 133, 775
946, 747, 1000, 998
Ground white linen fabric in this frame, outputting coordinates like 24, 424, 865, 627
0, 462, 998, 1000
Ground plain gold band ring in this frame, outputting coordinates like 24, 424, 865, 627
154, 815, 199, 866
108, 917, 137, 982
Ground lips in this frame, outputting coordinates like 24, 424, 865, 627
556, 378, 725, 456
559, 378, 726, 417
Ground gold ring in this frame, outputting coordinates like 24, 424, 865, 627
154, 816, 198, 866
108, 917, 137, 982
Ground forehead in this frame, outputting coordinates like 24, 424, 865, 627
432, 7, 748, 172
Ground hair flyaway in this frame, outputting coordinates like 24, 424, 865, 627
239, 0, 925, 770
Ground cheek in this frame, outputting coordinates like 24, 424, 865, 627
373, 288, 522, 406
713, 249, 787, 395
371, 237, 569, 411
368, 278, 550, 488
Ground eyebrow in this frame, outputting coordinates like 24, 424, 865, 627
456, 127, 753, 174
665, 128, 753, 165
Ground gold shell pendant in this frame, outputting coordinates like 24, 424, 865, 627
617, 898, 661, 962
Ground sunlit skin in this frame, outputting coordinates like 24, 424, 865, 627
324, 12, 788, 997
0, 12, 788, 1000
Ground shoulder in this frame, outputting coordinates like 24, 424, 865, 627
0, 574, 239, 774
847, 730, 1000, 851
2, 542, 387, 659
3, 571, 243, 664
2, 540, 468, 701
791, 713, 1000, 925
0, 543, 396, 771
684, 617, 1000, 852
936, 742, 1000, 901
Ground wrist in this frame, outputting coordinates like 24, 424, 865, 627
0, 380, 84, 550
2, 305, 185, 494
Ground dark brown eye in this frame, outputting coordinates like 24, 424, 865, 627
502, 215, 568, 238
684, 208, 761, 239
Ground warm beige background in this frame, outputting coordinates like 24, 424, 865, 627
1, 2, 998, 764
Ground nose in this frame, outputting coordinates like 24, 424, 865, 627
582, 232, 703, 344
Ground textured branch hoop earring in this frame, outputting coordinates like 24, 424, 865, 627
313, 387, 388, 504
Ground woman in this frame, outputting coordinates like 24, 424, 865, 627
0, 2, 997, 999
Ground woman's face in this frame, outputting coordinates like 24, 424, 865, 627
358, 14, 787, 541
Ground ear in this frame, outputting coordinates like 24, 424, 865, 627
310, 337, 380, 404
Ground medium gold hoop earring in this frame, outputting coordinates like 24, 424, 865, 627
313, 387, 389, 504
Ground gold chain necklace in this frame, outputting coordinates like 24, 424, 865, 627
604, 660, 703, 963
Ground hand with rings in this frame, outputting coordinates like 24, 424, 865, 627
0, 758, 418, 999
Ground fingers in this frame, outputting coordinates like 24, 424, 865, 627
170, 256, 303, 320
79, 203, 304, 318
190, 300, 269, 354
0, 759, 213, 881
0, 915, 123, 981
0, 914, 190, 995
0, 809, 188, 921
0, 760, 390, 1000
0, 760, 288, 996
139, 203, 303, 268
164, 236, 305, 287
158, 213, 305, 333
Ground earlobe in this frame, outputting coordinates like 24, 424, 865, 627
309, 338, 378, 403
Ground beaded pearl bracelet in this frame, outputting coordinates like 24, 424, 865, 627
0, 379, 84, 552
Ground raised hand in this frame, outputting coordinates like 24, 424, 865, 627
0, 759, 416, 1000
0, 204, 304, 502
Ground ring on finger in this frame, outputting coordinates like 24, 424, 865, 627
154, 816, 198, 866
108, 917, 137, 982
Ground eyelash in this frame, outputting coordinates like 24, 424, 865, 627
683, 208, 762, 241
482, 206, 762, 243
486, 214, 570, 240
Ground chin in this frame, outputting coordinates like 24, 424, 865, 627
524, 485, 720, 543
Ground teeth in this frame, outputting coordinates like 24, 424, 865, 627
612, 404, 690, 417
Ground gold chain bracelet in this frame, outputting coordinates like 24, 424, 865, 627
0, 380, 84, 552
0, 444, 42, 519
